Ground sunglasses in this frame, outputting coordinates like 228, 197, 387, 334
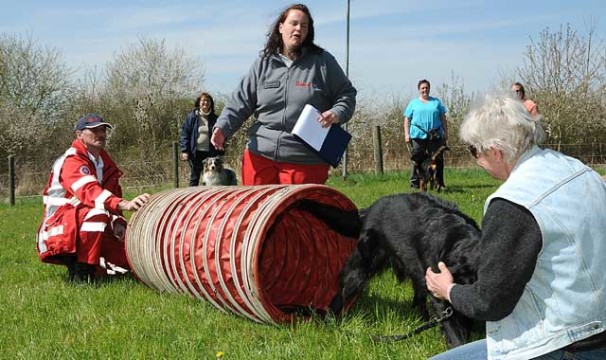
468, 145, 479, 158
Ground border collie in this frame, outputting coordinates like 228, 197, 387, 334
201, 157, 238, 186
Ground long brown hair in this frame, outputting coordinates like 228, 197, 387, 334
262, 3, 323, 58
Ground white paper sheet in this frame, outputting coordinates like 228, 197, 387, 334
292, 104, 329, 151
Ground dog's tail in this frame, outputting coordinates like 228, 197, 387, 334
431, 145, 449, 162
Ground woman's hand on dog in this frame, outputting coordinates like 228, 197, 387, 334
211, 128, 226, 151
426, 262, 455, 301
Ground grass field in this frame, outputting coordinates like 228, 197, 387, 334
0, 168, 501, 360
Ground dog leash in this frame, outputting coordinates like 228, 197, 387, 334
370, 306, 454, 343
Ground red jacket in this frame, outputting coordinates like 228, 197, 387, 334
37, 139, 126, 263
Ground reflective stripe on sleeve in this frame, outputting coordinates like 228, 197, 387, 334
84, 208, 108, 220
71, 175, 97, 192
94, 190, 113, 210
43, 196, 82, 207
68, 197, 82, 206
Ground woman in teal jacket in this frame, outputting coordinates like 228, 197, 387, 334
403, 79, 448, 190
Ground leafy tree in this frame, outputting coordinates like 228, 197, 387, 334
0, 33, 74, 175
0, 33, 73, 120
102, 37, 205, 157
515, 22, 606, 148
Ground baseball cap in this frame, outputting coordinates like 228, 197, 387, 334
75, 114, 114, 131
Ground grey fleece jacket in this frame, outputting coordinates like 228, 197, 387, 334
215, 48, 357, 165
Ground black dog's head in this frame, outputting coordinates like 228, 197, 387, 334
203, 156, 224, 173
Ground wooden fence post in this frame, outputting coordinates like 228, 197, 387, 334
172, 142, 179, 188
373, 126, 384, 175
8, 155, 15, 206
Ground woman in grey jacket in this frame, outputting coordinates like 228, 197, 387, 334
211, 3, 356, 185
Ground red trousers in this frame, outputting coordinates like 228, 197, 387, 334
241, 149, 330, 185
39, 204, 129, 271
76, 207, 129, 269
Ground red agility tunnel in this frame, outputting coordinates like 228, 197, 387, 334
125, 184, 358, 324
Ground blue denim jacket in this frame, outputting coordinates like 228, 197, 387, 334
483, 146, 606, 360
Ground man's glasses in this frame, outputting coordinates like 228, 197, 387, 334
468, 145, 479, 158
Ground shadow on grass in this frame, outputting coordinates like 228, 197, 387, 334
355, 292, 420, 321
435, 184, 497, 194
332, 290, 486, 344
461, 183, 499, 190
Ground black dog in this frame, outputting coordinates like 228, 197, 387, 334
412, 145, 449, 192
328, 192, 481, 348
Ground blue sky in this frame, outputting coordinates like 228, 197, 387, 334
1, 0, 604, 100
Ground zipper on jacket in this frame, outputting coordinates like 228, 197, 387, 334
275, 66, 290, 160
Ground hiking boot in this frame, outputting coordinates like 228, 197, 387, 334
66, 263, 76, 281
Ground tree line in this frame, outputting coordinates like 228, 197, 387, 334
1, 23, 605, 195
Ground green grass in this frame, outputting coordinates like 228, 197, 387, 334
0, 168, 499, 360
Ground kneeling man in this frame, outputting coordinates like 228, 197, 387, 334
37, 114, 150, 283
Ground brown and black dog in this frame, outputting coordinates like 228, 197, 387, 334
413, 145, 449, 192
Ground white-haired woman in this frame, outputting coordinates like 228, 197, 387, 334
426, 94, 606, 359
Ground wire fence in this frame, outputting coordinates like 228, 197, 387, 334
2, 141, 606, 204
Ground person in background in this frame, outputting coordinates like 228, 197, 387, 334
37, 114, 150, 283
426, 94, 606, 360
403, 79, 448, 190
511, 82, 540, 117
211, 3, 356, 185
180, 92, 223, 186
